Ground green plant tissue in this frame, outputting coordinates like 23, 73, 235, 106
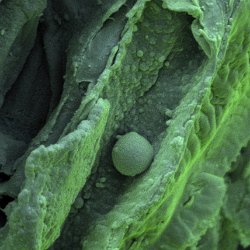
0, 0, 249, 249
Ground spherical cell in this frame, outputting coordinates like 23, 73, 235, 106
112, 132, 154, 176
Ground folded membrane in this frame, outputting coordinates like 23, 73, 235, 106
0, 0, 125, 248
223, 142, 250, 248
0, 98, 110, 250
53, 0, 203, 249
76, 0, 250, 249
0, 0, 249, 249
0, 0, 46, 108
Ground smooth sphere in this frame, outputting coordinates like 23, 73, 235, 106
112, 132, 154, 176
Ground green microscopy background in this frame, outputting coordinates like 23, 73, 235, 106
0, 0, 250, 250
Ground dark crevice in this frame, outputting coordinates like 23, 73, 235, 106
0, 28, 52, 143
78, 81, 90, 96
238, 245, 250, 250
0, 210, 7, 228
110, 48, 119, 66
127, 238, 137, 249
0, 195, 14, 209
41, 1, 67, 114
0, 173, 11, 183
43, 87, 84, 145
1, 18, 39, 103
227, 142, 250, 181
183, 195, 193, 207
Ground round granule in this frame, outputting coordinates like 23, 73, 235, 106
112, 132, 154, 176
